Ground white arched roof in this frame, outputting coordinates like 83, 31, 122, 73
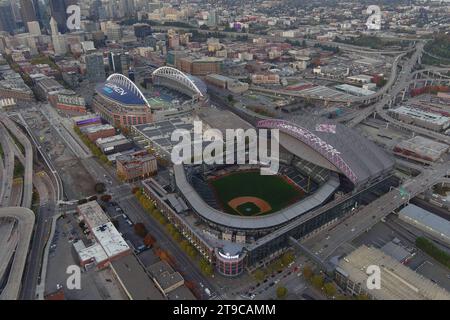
152, 66, 205, 97
106, 73, 151, 107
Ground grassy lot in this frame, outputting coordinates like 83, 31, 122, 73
210, 170, 303, 216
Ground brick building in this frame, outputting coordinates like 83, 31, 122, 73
116, 150, 157, 182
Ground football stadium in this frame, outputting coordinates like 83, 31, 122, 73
142, 114, 398, 276
92, 69, 207, 128
93, 73, 154, 127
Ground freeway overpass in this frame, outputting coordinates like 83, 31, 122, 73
13, 112, 64, 203
0, 207, 35, 300
251, 49, 408, 105
0, 123, 15, 207
345, 42, 425, 127
0, 115, 33, 209
302, 161, 450, 262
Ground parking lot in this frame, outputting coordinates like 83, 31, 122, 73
19, 108, 96, 199
46, 213, 126, 299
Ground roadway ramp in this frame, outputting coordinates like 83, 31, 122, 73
0, 116, 33, 208
0, 207, 35, 300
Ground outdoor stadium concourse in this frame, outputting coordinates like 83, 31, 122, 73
141, 115, 398, 277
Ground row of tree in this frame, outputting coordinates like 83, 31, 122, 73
73, 126, 111, 165
134, 222, 157, 248
416, 236, 450, 269
252, 251, 295, 282
134, 188, 214, 276
302, 265, 337, 298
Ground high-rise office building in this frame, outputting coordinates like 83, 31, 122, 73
108, 51, 130, 76
207, 9, 218, 27
105, 23, 123, 41
10, 0, 22, 23
20, 0, 37, 24
50, 0, 78, 33
86, 53, 106, 83
50, 16, 67, 55
0, 1, 16, 33
27, 20, 41, 35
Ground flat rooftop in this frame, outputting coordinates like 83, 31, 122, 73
337, 245, 450, 300
391, 106, 450, 126
81, 124, 115, 134
335, 84, 376, 97
399, 204, 450, 241
147, 260, 184, 293
195, 108, 254, 134
77, 201, 109, 229
96, 134, 127, 145
133, 117, 194, 154
167, 285, 196, 300
111, 255, 165, 300
92, 222, 130, 258
72, 114, 101, 122
395, 136, 449, 158
73, 241, 108, 264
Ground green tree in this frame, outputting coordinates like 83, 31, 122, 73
280, 251, 294, 266
94, 182, 106, 194
143, 233, 156, 247
311, 274, 324, 289
302, 265, 313, 280
199, 258, 214, 276
134, 223, 148, 238
254, 269, 265, 282
323, 282, 337, 297
416, 236, 450, 268
276, 286, 288, 299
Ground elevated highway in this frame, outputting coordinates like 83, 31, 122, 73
0, 123, 14, 207
252, 50, 407, 105
14, 113, 63, 203
0, 207, 35, 300
347, 43, 424, 126
0, 115, 33, 209
302, 161, 450, 262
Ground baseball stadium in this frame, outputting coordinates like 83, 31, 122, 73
141, 115, 396, 276
174, 115, 394, 229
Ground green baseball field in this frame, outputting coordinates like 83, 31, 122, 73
209, 170, 304, 216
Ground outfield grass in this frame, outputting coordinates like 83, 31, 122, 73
210, 171, 303, 216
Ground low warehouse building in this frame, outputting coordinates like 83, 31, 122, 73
388, 106, 450, 132
393, 136, 449, 164
398, 204, 450, 246
335, 245, 450, 300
